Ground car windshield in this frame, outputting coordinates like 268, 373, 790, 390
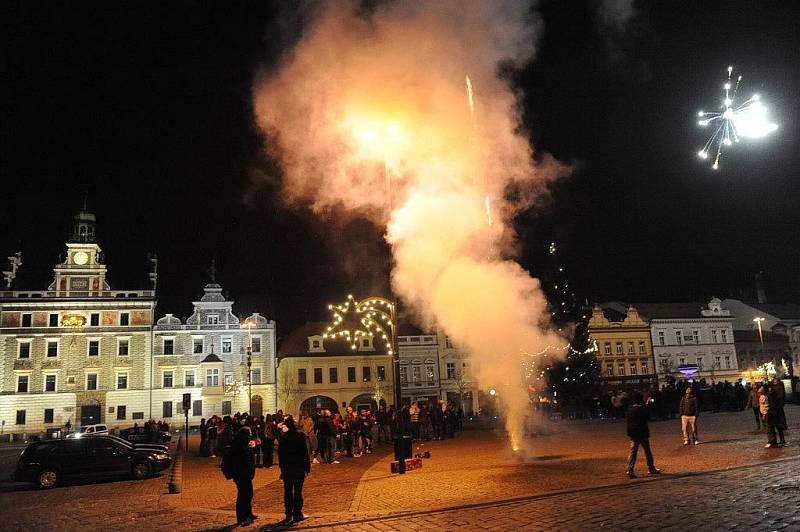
103, 435, 134, 449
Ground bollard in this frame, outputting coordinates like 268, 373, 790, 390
167, 435, 183, 494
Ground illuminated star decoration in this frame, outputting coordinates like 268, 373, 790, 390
323, 294, 395, 355
697, 66, 778, 170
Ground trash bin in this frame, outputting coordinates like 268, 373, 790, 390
394, 435, 412, 461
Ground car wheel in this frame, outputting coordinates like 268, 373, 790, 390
131, 461, 153, 480
38, 469, 59, 489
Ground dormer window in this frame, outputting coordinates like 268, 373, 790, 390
362, 338, 371, 348
207, 315, 219, 325
308, 335, 325, 352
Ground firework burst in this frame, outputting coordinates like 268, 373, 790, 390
697, 66, 778, 170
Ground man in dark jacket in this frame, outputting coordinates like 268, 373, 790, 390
626, 392, 661, 479
679, 388, 700, 445
278, 416, 311, 526
223, 426, 257, 526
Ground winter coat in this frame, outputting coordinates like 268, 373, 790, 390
759, 394, 769, 416
278, 429, 311, 476
679, 396, 699, 417
222, 433, 255, 481
626, 403, 650, 440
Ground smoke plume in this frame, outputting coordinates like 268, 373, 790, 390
253, 0, 568, 447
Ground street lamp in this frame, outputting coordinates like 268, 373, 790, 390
243, 317, 254, 414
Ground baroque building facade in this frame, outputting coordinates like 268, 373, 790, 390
0, 208, 156, 434
152, 282, 277, 420
588, 305, 658, 387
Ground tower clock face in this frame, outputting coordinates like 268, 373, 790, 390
73, 251, 89, 265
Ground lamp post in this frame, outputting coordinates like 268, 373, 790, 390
754, 317, 766, 379
244, 318, 254, 414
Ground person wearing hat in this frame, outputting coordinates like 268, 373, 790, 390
278, 416, 311, 526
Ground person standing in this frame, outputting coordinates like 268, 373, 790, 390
376, 404, 390, 444
409, 402, 421, 440
679, 388, 700, 445
764, 384, 786, 448
746, 384, 762, 431
221, 426, 257, 526
626, 392, 660, 479
278, 416, 311, 526
771, 377, 787, 436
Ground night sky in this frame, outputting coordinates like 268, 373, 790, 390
2, 1, 798, 336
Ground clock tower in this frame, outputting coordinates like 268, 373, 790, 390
49, 205, 109, 295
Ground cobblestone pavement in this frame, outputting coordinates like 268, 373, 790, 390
1, 407, 799, 530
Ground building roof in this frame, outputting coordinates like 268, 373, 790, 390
277, 321, 390, 360
745, 303, 800, 321
201, 353, 223, 363
631, 303, 709, 319
733, 329, 791, 344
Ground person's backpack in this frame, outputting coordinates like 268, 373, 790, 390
220, 452, 235, 480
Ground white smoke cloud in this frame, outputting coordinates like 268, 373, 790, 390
253, 0, 568, 447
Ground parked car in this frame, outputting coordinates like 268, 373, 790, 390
119, 427, 171, 445
68, 424, 109, 437
13, 435, 171, 488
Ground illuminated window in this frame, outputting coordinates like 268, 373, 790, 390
426, 364, 435, 386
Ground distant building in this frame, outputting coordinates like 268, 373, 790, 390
733, 329, 791, 381
722, 299, 800, 375
588, 305, 657, 388
630, 299, 740, 382
0, 207, 156, 434
276, 321, 394, 414
153, 281, 276, 420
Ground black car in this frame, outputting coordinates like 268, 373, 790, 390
13, 435, 171, 488
119, 427, 171, 445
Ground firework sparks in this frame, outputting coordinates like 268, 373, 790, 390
697, 66, 778, 170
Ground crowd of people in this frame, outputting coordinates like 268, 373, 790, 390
206, 399, 464, 526
624, 376, 790, 478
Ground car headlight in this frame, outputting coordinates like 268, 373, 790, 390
153, 453, 169, 460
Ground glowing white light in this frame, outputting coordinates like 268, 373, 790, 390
695, 66, 779, 170
489, 388, 497, 396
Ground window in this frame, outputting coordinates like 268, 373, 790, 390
132, 412, 144, 420
185, 370, 196, 387
251, 368, 262, 384
347, 367, 356, 383
44, 408, 54, 424
251, 336, 261, 352
627, 342, 635, 355
715, 356, 721, 368
362, 338, 371, 348
90, 313, 100, 326
18, 341, 31, 359
445, 337, 454, 349
399, 365, 408, 385
426, 364, 435, 386
47, 340, 59, 357
67, 375, 75, 384
16, 410, 26, 425
21, 314, 32, 327
49, 313, 59, 327
658, 331, 665, 346
17, 375, 29, 393
606, 364, 614, 376
639, 341, 646, 354
163, 339, 174, 355
222, 401, 232, 415
224, 373, 233, 385
119, 313, 129, 326
446, 362, 456, 379
117, 405, 127, 420
206, 315, 219, 325
163, 371, 174, 388
311, 367, 322, 384
163, 401, 172, 418
692, 330, 700, 344
697, 356, 704, 368
615, 342, 623, 355
629, 362, 637, 375
724, 355, 731, 369
206, 368, 219, 386
117, 339, 129, 356
721, 330, 728, 343
298, 368, 307, 384
359, 366, 370, 382
329, 367, 338, 383
679, 357, 686, 366
618, 363, 625, 376
675, 331, 683, 345
222, 338, 232, 353
377, 366, 386, 381
193, 400, 202, 416
87, 340, 100, 357
311, 340, 320, 349
117, 372, 128, 390
412, 366, 422, 385
193, 338, 203, 354
711, 329, 719, 343
44, 374, 56, 392
641, 360, 649, 374
87, 373, 98, 391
